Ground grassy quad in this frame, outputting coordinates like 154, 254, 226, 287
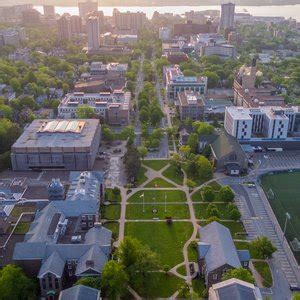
145, 177, 175, 188
128, 189, 187, 203
131, 272, 184, 298
126, 203, 190, 220
103, 221, 119, 240
142, 160, 169, 171
162, 165, 184, 185
105, 188, 121, 202
125, 222, 193, 267
101, 204, 121, 220
13, 222, 31, 234
136, 166, 148, 186
193, 203, 232, 220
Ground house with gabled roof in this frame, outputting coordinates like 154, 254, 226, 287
59, 284, 101, 300
197, 222, 250, 287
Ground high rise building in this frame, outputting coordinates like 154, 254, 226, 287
22, 9, 40, 25
78, 0, 98, 18
70, 15, 83, 34
87, 16, 100, 50
113, 9, 147, 32
57, 16, 71, 41
219, 2, 235, 31
43, 5, 55, 18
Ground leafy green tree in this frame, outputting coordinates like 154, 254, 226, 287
197, 155, 213, 179
138, 146, 148, 160
0, 264, 36, 300
192, 121, 214, 135
187, 133, 199, 154
202, 186, 215, 202
75, 277, 101, 289
186, 179, 197, 188
179, 145, 191, 157
206, 216, 220, 224
228, 208, 241, 221
250, 236, 277, 259
124, 144, 141, 182
219, 186, 235, 202
203, 70, 220, 88
101, 261, 128, 299
207, 203, 221, 218
178, 283, 191, 298
102, 126, 114, 142
222, 268, 254, 284
139, 108, 149, 123
77, 105, 95, 118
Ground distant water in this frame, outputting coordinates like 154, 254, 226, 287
34, 5, 300, 21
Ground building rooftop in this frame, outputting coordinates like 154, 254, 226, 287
59, 285, 100, 300
178, 91, 204, 107
12, 119, 100, 151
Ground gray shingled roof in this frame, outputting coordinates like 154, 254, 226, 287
38, 251, 65, 278
216, 283, 257, 300
59, 285, 100, 300
198, 222, 241, 272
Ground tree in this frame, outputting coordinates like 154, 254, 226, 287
186, 179, 197, 188
178, 283, 191, 298
197, 155, 213, 179
219, 186, 235, 202
0, 264, 36, 300
229, 208, 241, 221
222, 268, 255, 284
102, 126, 114, 142
75, 277, 101, 289
101, 261, 128, 299
179, 145, 191, 157
139, 108, 149, 123
112, 187, 120, 196
193, 121, 214, 135
187, 133, 199, 154
202, 186, 215, 202
206, 216, 220, 224
77, 105, 94, 118
206, 203, 221, 218
138, 146, 148, 160
250, 236, 277, 259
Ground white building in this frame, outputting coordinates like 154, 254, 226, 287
159, 27, 171, 41
225, 106, 299, 140
87, 17, 100, 50
219, 2, 235, 31
58, 91, 130, 125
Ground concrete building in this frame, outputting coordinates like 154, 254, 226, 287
198, 222, 250, 287
225, 106, 300, 140
201, 43, 236, 59
233, 59, 285, 108
219, 2, 235, 31
22, 9, 40, 25
164, 65, 207, 100
159, 27, 172, 41
43, 5, 55, 18
57, 16, 71, 41
0, 28, 25, 47
113, 9, 147, 32
87, 17, 100, 50
173, 21, 217, 38
70, 15, 83, 34
78, 0, 98, 18
177, 91, 205, 121
209, 278, 262, 300
58, 91, 130, 125
11, 119, 101, 171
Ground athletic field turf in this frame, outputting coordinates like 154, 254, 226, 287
261, 171, 300, 263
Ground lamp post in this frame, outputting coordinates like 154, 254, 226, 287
282, 212, 291, 243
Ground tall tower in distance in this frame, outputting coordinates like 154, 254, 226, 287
78, 0, 98, 18
219, 2, 235, 31
87, 16, 100, 50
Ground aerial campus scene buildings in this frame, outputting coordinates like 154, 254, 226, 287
0, 0, 300, 299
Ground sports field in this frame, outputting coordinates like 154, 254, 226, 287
261, 171, 300, 263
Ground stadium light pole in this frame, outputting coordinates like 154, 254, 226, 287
282, 212, 291, 243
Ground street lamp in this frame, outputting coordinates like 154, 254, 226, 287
282, 212, 291, 243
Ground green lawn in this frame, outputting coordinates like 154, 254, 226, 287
193, 203, 231, 219
103, 221, 119, 240
191, 186, 222, 202
136, 166, 148, 186
13, 222, 30, 234
128, 190, 187, 203
261, 171, 300, 263
145, 177, 175, 188
105, 188, 121, 202
142, 160, 169, 171
199, 221, 247, 240
162, 165, 184, 185
126, 204, 190, 220
188, 243, 198, 262
253, 261, 273, 288
209, 181, 222, 191
131, 272, 184, 298
101, 204, 121, 220
125, 222, 193, 267
176, 265, 186, 276
10, 205, 36, 218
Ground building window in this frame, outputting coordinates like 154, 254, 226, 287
88, 215, 93, 220
212, 274, 218, 280
55, 278, 59, 290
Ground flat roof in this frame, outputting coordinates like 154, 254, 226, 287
12, 119, 100, 151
